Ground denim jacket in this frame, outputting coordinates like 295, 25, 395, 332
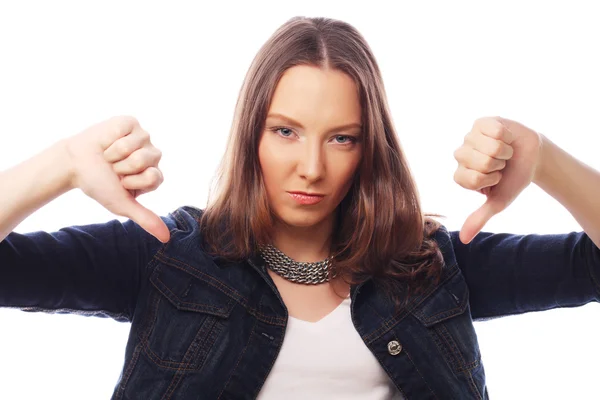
1, 205, 599, 399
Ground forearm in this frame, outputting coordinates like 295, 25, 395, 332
0, 140, 74, 242
533, 135, 600, 247
453, 229, 600, 320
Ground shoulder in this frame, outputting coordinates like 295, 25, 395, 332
163, 205, 227, 258
154, 205, 217, 271
426, 223, 460, 271
164, 205, 205, 233
162, 204, 249, 262
155, 206, 256, 297
160, 205, 213, 252
430, 224, 453, 249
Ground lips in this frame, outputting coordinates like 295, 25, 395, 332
288, 191, 325, 197
287, 191, 325, 205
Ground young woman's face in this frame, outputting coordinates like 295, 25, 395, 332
258, 65, 363, 230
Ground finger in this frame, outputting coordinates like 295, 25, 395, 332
117, 195, 171, 243
112, 147, 162, 175
104, 128, 151, 163
478, 186, 492, 196
472, 117, 516, 144
121, 167, 164, 192
454, 165, 503, 191
454, 146, 506, 173
459, 199, 503, 244
465, 131, 514, 160
98, 116, 141, 150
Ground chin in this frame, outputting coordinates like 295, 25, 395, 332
276, 209, 329, 229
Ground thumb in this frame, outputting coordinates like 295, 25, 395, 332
459, 199, 500, 244
118, 197, 171, 243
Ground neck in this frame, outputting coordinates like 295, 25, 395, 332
270, 214, 335, 262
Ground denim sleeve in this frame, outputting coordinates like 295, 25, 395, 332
0, 215, 175, 322
450, 230, 600, 321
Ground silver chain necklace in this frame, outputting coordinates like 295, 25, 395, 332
258, 244, 333, 285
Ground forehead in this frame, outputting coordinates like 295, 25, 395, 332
267, 65, 361, 127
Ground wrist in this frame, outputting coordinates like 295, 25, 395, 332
54, 138, 78, 192
532, 133, 551, 186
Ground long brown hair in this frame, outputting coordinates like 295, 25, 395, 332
201, 16, 445, 308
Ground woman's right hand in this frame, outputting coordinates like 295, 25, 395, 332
65, 116, 170, 243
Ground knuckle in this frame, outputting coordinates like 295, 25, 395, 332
506, 145, 514, 158
482, 156, 496, 170
146, 169, 162, 189
469, 172, 483, 188
112, 125, 126, 141
111, 161, 123, 174
490, 122, 504, 139
138, 129, 150, 142
131, 152, 146, 170
146, 166, 158, 178
115, 140, 132, 156
491, 141, 504, 157
493, 170, 503, 184
454, 171, 469, 189
150, 147, 162, 164
472, 117, 486, 130
453, 147, 461, 161
120, 115, 139, 127
453, 169, 460, 183
156, 168, 164, 184
112, 116, 138, 137
120, 175, 132, 188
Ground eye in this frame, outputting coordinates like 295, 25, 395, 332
333, 135, 357, 144
272, 127, 295, 138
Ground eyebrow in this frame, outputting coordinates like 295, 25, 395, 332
266, 113, 362, 133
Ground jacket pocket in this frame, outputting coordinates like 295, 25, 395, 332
139, 261, 237, 371
411, 270, 482, 374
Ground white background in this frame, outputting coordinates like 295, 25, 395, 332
1, 0, 599, 398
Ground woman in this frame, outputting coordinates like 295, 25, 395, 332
1, 16, 599, 399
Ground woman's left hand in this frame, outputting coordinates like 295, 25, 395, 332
453, 116, 543, 244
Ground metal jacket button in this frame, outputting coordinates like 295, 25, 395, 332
387, 340, 402, 355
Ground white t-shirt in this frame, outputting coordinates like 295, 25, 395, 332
257, 295, 405, 399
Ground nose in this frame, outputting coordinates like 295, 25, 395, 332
296, 138, 325, 183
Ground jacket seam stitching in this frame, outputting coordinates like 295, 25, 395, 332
156, 252, 245, 302
114, 341, 144, 398
394, 345, 438, 399
585, 235, 600, 300
154, 253, 287, 325
364, 266, 459, 343
217, 318, 258, 399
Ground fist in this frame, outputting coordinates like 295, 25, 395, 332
65, 116, 170, 243
453, 116, 543, 244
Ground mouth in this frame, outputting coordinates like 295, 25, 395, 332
288, 191, 325, 196
287, 191, 325, 205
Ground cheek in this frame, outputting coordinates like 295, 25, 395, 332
258, 137, 287, 197
258, 143, 274, 192
331, 156, 361, 194
336, 170, 357, 196
325, 173, 357, 209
